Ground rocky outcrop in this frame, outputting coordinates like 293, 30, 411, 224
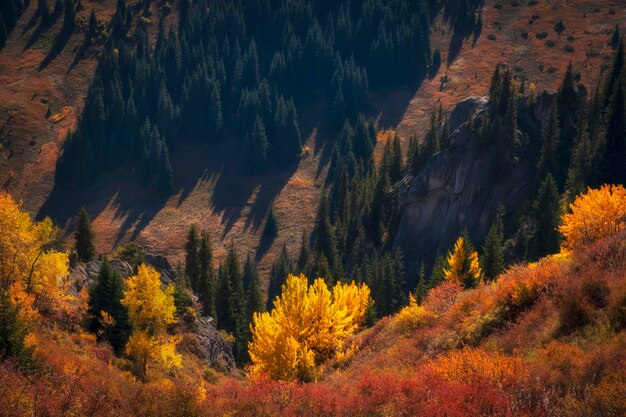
394, 92, 557, 276
67, 252, 235, 371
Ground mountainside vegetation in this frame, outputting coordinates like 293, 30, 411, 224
1, 0, 625, 416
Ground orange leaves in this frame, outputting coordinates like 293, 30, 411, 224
560, 184, 626, 250
429, 348, 528, 387
248, 273, 371, 381
444, 236, 482, 289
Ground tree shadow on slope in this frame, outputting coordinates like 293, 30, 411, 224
444, 0, 483, 67
38, 28, 72, 70
38, 170, 169, 248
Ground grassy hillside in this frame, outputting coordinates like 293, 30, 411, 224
2, 197, 625, 416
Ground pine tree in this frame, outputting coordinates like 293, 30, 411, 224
197, 231, 215, 318
263, 204, 279, 240
528, 174, 561, 260
267, 243, 293, 309
481, 205, 505, 282
157, 142, 174, 195
88, 258, 130, 353
75, 207, 95, 262
390, 134, 403, 184
242, 116, 268, 175
222, 242, 246, 360
86, 9, 97, 43
243, 254, 263, 325
297, 230, 311, 276
414, 262, 428, 304
537, 102, 561, 182
610, 25, 620, 49
565, 104, 593, 199
313, 194, 339, 274
444, 232, 482, 289
184, 225, 200, 292
601, 79, 626, 185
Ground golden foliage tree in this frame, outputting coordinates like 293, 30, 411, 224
121, 264, 181, 379
248, 273, 371, 381
0, 192, 68, 311
560, 184, 626, 250
444, 236, 482, 289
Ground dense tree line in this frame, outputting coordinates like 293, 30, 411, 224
56, 0, 436, 191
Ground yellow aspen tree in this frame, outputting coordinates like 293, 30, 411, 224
0, 192, 68, 310
122, 264, 180, 379
248, 273, 371, 381
444, 236, 482, 289
560, 185, 626, 250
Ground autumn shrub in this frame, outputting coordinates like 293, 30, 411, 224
560, 184, 626, 250
609, 283, 626, 330
556, 288, 591, 336
429, 348, 528, 388
391, 293, 435, 335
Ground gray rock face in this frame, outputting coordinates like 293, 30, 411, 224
394, 92, 556, 276
67, 253, 235, 371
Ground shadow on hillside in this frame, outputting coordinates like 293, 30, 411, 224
38, 174, 169, 248
39, 28, 72, 71
443, 0, 483, 67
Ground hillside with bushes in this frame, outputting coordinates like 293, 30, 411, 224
1, 0, 626, 416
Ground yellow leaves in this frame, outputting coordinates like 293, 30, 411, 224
444, 236, 482, 289
0, 192, 68, 312
248, 273, 372, 382
48, 106, 72, 123
122, 264, 180, 379
122, 264, 176, 333
391, 293, 435, 335
560, 184, 626, 250
430, 348, 528, 386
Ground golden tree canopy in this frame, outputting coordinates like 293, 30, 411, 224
560, 184, 626, 250
0, 192, 68, 308
122, 264, 176, 334
444, 236, 482, 289
248, 273, 371, 382
121, 264, 180, 378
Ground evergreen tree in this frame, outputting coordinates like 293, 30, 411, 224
243, 254, 263, 325
537, 102, 561, 183
565, 104, 593, 199
263, 204, 279, 240
242, 116, 268, 175
198, 231, 215, 318
313, 193, 339, 275
156, 142, 174, 195
184, 225, 200, 292
86, 9, 97, 43
414, 262, 428, 304
75, 207, 95, 262
267, 243, 293, 309
528, 174, 561, 260
481, 205, 505, 282
0, 290, 35, 367
390, 134, 403, 184
222, 242, 246, 361
600, 79, 626, 185
610, 25, 620, 49
297, 230, 312, 276
88, 258, 130, 353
